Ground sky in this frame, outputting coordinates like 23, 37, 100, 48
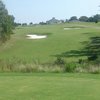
3, 0, 100, 24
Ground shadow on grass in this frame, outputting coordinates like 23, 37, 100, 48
53, 36, 100, 59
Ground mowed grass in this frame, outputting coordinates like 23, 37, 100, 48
0, 73, 100, 100
0, 22, 100, 63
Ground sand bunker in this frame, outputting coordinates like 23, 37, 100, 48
26, 34, 47, 39
64, 28, 81, 30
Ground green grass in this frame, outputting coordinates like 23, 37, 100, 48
0, 22, 100, 63
0, 73, 100, 100
0, 22, 100, 99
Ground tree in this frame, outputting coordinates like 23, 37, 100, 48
22, 23, 27, 26
87, 17, 94, 22
29, 22, 33, 25
93, 14, 100, 23
87, 14, 100, 23
69, 16, 78, 21
0, 0, 14, 43
79, 16, 88, 22
14, 22, 21, 27
39, 22, 46, 25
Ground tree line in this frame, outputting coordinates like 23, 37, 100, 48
37, 14, 100, 25
68, 14, 100, 23
15, 14, 100, 26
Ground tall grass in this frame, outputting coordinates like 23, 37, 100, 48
0, 57, 65, 73
0, 57, 100, 73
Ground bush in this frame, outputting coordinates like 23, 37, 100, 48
78, 59, 85, 64
54, 57, 65, 65
65, 62, 77, 72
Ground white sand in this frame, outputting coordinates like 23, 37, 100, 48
26, 34, 47, 39
64, 28, 71, 30
64, 28, 81, 30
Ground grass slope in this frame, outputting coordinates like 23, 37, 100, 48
0, 73, 100, 100
0, 22, 100, 63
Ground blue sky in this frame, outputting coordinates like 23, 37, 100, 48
3, 0, 100, 24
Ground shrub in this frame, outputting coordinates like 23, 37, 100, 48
65, 62, 77, 72
54, 57, 65, 65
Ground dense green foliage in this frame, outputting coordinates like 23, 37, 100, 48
79, 16, 89, 22
68, 14, 100, 23
0, 0, 14, 43
69, 16, 78, 21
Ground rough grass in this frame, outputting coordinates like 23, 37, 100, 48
0, 73, 100, 100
